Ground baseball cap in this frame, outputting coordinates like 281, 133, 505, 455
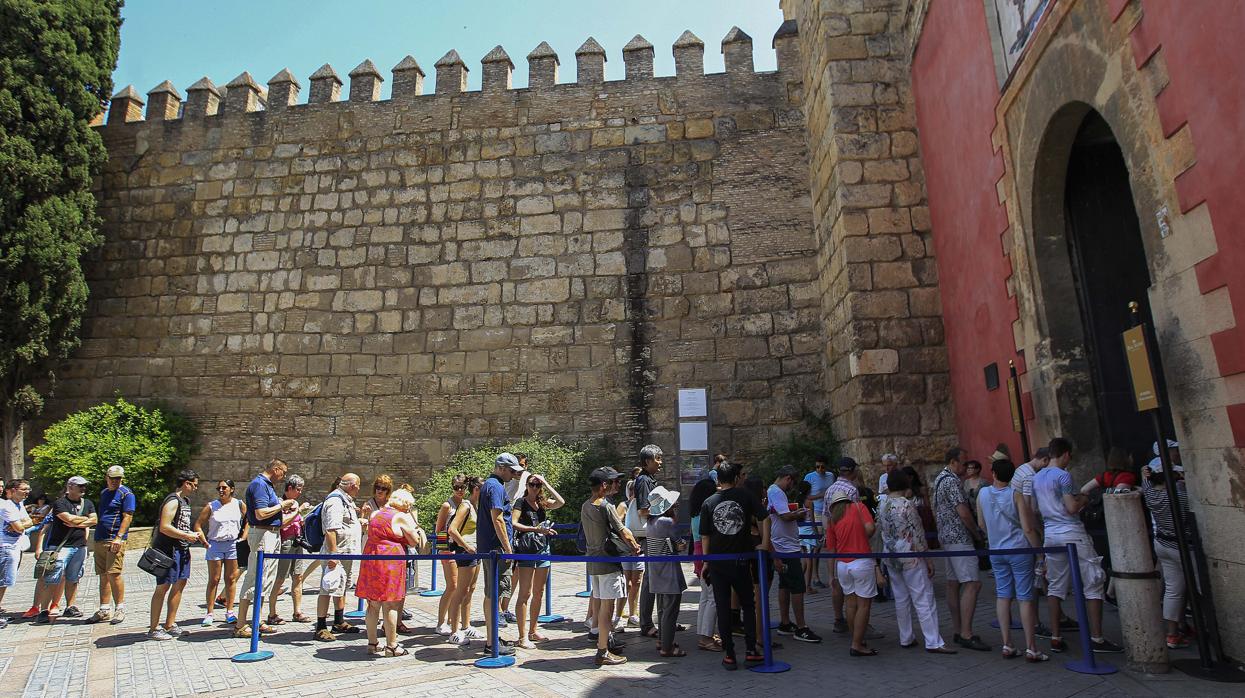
495, 452, 524, 471
67, 476, 89, 486
836, 456, 859, 473
106, 466, 125, 478
588, 467, 624, 486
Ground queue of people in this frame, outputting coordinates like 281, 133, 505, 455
0, 433, 1193, 670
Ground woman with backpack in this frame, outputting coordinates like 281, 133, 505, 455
511, 473, 565, 648
445, 476, 481, 646
194, 479, 248, 627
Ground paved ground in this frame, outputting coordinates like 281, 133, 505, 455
0, 549, 1231, 697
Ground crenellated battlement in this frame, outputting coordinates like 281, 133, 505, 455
102, 24, 800, 126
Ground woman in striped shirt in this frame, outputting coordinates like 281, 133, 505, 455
1140, 460, 1193, 649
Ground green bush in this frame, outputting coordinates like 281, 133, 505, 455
413, 435, 621, 552
750, 410, 840, 486
30, 396, 199, 524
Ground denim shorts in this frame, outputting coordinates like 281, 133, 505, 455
990, 552, 1035, 601
0, 544, 20, 588
156, 548, 191, 586
205, 539, 238, 561
44, 546, 86, 584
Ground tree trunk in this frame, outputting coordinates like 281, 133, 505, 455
2, 406, 24, 481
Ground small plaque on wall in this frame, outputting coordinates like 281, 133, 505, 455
984, 362, 1000, 391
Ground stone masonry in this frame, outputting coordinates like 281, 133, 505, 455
779, 0, 956, 464
47, 30, 822, 490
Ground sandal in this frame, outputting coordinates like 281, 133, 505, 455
659, 644, 688, 657
397, 622, 417, 635
641, 628, 659, 638
367, 641, 382, 656
258, 624, 277, 635
385, 644, 409, 657
1026, 649, 1051, 663
291, 613, 312, 623
698, 639, 723, 652
1001, 645, 1022, 659
849, 647, 879, 656
266, 615, 286, 626
530, 632, 549, 642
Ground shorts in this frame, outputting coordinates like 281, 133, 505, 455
799, 528, 817, 553
836, 558, 877, 598
275, 538, 309, 579
205, 539, 238, 561
319, 558, 356, 598
622, 560, 645, 573
0, 544, 19, 588
93, 539, 126, 575
44, 545, 86, 585
482, 557, 513, 599
155, 548, 191, 586
451, 545, 479, 568
777, 556, 806, 594
942, 543, 980, 583
1044, 533, 1105, 601
517, 552, 551, 569
591, 571, 627, 600
990, 553, 1036, 601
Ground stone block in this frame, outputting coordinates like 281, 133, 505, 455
849, 348, 899, 376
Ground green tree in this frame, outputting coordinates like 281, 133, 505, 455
29, 396, 198, 523
0, 0, 123, 479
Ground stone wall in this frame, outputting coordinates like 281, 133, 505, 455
45, 32, 820, 489
779, 0, 956, 464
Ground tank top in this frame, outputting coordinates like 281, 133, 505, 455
208, 498, 243, 542
452, 501, 477, 549
978, 484, 1026, 550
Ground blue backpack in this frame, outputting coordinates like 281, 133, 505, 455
301, 491, 347, 553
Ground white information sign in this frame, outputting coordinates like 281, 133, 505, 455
678, 388, 708, 418
679, 421, 709, 452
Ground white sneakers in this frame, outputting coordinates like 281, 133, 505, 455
464, 628, 485, 640
201, 615, 214, 627
436, 623, 452, 636
449, 630, 468, 645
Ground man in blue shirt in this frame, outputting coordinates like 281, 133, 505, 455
235, 458, 295, 637
478, 452, 523, 655
86, 466, 136, 625
802, 454, 834, 590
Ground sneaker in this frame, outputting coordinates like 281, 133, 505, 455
613, 617, 626, 632
62, 606, 82, 619
465, 628, 486, 641
436, 623, 452, 636
314, 628, 336, 642
776, 622, 797, 636
165, 625, 187, 637
35, 611, 50, 624
812, 580, 828, 589
793, 627, 822, 644
49, 604, 59, 617
22, 606, 39, 620
110, 608, 126, 625
85, 609, 111, 624
449, 630, 468, 646
833, 618, 849, 634
588, 626, 599, 637
1059, 616, 1079, 631
1091, 638, 1124, 653
332, 622, 360, 634
955, 634, 990, 651
503, 611, 518, 624
1166, 634, 1189, 649
596, 650, 627, 666
0, 617, 8, 629
225, 613, 237, 624
147, 628, 173, 641
1049, 637, 1068, 653
627, 615, 641, 627
491, 644, 516, 656
201, 615, 214, 627
745, 650, 765, 663
722, 655, 739, 671
1034, 623, 1054, 639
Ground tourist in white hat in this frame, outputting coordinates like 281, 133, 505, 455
86, 465, 135, 625
645, 485, 687, 657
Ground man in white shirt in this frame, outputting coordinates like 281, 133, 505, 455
877, 453, 899, 496
0, 479, 34, 627
315, 473, 362, 642
768, 466, 821, 643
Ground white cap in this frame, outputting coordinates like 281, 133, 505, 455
1152, 439, 1179, 455
67, 475, 89, 486
1148, 456, 1184, 474
106, 466, 125, 478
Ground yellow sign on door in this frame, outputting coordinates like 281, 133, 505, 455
1123, 325, 1160, 412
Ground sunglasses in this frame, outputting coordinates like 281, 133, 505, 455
528, 481, 543, 488
452, 485, 466, 491
217, 486, 230, 492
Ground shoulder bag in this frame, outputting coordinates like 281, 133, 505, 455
139, 495, 184, 577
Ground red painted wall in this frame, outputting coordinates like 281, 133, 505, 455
911, 1, 1022, 463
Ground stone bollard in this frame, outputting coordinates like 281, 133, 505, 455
1104, 490, 1169, 673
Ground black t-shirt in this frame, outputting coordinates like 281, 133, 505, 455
634, 472, 656, 513
154, 493, 192, 553
48, 496, 96, 548
699, 486, 766, 555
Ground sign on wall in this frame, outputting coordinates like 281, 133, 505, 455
988, 0, 1052, 80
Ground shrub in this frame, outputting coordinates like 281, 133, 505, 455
750, 410, 840, 486
30, 396, 199, 523
413, 435, 621, 552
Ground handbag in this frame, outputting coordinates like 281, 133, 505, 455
515, 530, 545, 555
138, 547, 174, 577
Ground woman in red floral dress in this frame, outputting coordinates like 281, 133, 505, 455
356, 488, 423, 656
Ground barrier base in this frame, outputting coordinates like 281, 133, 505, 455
344, 610, 367, 619
1172, 658, 1245, 683
474, 654, 517, 668
574, 590, 592, 598
537, 613, 567, 623
1064, 658, 1117, 675
419, 589, 445, 598
231, 650, 274, 663
749, 660, 791, 674
990, 619, 1024, 630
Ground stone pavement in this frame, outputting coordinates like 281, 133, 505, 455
0, 549, 1227, 697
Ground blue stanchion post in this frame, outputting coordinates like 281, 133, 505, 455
1061, 543, 1116, 675
232, 549, 274, 663
475, 551, 515, 669
420, 538, 444, 598
537, 564, 565, 623
576, 571, 593, 598
750, 550, 790, 674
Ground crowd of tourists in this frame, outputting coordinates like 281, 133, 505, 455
0, 434, 1194, 667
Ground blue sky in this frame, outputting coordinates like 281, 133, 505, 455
112, 1, 786, 99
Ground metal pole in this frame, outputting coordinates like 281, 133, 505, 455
1009, 360, 1031, 462
419, 537, 444, 598
749, 549, 790, 673
474, 551, 515, 668
231, 549, 274, 662
1062, 543, 1116, 675
576, 569, 592, 598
